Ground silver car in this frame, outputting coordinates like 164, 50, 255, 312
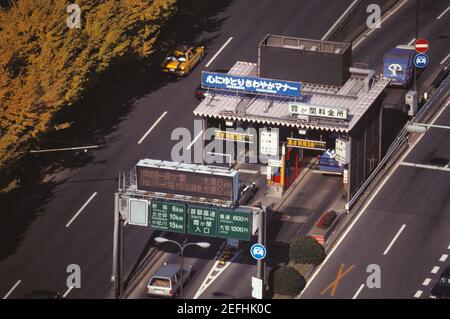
146, 263, 192, 298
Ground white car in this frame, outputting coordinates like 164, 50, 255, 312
146, 263, 192, 298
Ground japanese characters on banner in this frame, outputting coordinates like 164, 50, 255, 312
201, 71, 302, 97
289, 103, 348, 120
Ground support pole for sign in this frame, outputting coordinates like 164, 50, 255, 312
413, 0, 419, 93
256, 207, 266, 298
280, 143, 286, 191
112, 192, 124, 299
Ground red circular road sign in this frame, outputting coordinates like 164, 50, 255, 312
415, 39, 429, 53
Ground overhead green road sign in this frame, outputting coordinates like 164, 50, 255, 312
188, 205, 218, 237
218, 208, 252, 241
149, 200, 185, 233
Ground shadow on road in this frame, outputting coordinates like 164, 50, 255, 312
0, 0, 234, 262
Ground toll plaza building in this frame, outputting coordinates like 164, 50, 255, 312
194, 36, 390, 202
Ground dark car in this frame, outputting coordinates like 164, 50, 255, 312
22, 290, 62, 299
430, 266, 450, 299
194, 69, 230, 100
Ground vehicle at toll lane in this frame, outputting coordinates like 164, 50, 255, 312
318, 150, 344, 175
383, 45, 416, 88
146, 263, 192, 298
161, 45, 205, 77
22, 290, 62, 299
194, 69, 230, 100
430, 266, 450, 299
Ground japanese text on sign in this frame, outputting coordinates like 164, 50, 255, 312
215, 130, 254, 143
289, 103, 348, 120
188, 206, 218, 237
287, 138, 327, 151
149, 201, 185, 233
218, 209, 252, 241
202, 71, 302, 97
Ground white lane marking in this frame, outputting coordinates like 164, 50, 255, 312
322, 0, 359, 40
238, 169, 259, 174
137, 111, 167, 145
383, 224, 406, 255
437, 6, 450, 20
440, 53, 450, 65
187, 130, 203, 150
352, 36, 366, 49
408, 38, 416, 45
205, 37, 233, 68
366, 0, 409, 36
299, 93, 449, 297
414, 290, 423, 298
431, 266, 440, 274
63, 286, 74, 298
65, 192, 97, 228
2, 280, 21, 299
193, 250, 242, 299
422, 278, 431, 286
400, 161, 450, 172
439, 254, 448, 262
352, 284, 365, 299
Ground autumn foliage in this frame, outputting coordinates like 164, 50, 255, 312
0, 0, 176, 180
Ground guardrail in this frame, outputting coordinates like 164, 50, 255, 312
346, 72, 450, 210
322, 0, 362, 41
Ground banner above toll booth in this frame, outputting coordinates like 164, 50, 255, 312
201, 71, 302, 97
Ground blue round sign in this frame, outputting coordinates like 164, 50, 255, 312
250, 244, 267, 260
414, 53, 429, 68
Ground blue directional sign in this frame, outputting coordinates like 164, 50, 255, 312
250, 244, 267, 260
414, 53, 429, 68
201, 71, 302, 97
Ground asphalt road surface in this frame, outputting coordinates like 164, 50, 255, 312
0, 0, 356, 299
192, 0, 450, 300
300, 94, 450, 299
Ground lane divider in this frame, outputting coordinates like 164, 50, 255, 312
66, 192, 97, 228
383, 224, 406, 255
2, 280, 21, 299
137, 111, 167, 145
205, 37, 233, 68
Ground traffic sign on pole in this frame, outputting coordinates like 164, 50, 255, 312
251, 276, 263, 299
414, 53, 429, 68
250, 244, 267, 260
187, 205, 218, 237
415, 39, 429, 53
149, 200, 185, 233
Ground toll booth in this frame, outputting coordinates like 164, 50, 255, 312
193, 36, 390, 201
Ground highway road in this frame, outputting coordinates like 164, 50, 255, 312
191, 0, 450, 299
0, 0, 356, 299
299, 0, 450, 300
300, 94, 450, 299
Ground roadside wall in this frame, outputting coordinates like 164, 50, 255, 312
328, 0, 400, 43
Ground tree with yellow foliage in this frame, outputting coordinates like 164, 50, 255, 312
0, 0, 176, 188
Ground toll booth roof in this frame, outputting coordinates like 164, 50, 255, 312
193, 61, 390, 133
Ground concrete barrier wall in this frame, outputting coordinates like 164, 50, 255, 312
329, 0, 400, 43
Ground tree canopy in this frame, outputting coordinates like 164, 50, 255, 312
0, 0, 176, 184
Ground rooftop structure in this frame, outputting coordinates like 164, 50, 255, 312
194, 61, 390, 133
